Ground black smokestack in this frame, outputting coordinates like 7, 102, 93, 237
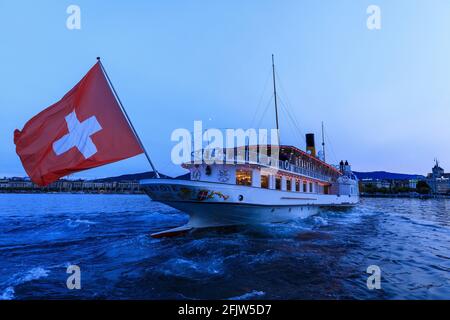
306, 133, 316, 156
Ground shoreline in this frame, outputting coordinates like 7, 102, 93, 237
361, 193, 450, 199
0, 190, 144, 195
2, 190, 449, 200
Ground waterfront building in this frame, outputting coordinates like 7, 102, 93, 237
359, 177, 421, 194
0, 178, 9, 188
6, 177, 34, 189
0, 177, 144, 194
408, 179, 419, 189
426, 160, 450, 194
360, 178, 391, 189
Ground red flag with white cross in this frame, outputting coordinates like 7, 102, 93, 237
14, 62, 144, 186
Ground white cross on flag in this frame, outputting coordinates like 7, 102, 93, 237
14, 62, 144, 186
52, 110, 102, 159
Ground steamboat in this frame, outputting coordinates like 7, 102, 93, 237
141, 56, 359, 237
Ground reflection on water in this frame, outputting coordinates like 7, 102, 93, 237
0, 194, 448, 299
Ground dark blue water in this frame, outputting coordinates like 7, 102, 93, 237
0, 194, 448, 300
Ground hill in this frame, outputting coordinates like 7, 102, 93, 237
353, 171, 425, 181
93, 171, 172, 182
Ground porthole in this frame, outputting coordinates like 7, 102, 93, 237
238, 195, 244, 201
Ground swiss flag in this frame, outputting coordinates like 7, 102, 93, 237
14, 62, 144, 186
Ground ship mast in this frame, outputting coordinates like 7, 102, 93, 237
272, 54, 280, 145
321, 121, 326, 162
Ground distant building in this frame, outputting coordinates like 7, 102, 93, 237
391, 179, 419, 190
359, 178, 420, 190
360, 178, 391, 189
7, 177, 34, 189
0, 178, 9, 188
408, 179, 419, 189
426, 160, 450, 194
0, 177, 144, 194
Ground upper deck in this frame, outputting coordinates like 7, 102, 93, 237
182, 144, 341, 183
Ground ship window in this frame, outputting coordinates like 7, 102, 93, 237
286, 179, 292, 192
236, 169, 252, 186
309, 182, 313, 193
303, 181, 307, 192
261, 175, 269, 189
276, 177, 281, 190
296, 180, 300, 192
324, 185, 329, 195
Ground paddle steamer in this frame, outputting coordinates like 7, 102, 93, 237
141, 57, 359, 237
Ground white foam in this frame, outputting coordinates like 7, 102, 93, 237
161, 258, 223, 278
0, 287, 15, 300
18, 267, 50, 283
313, 216, 328, 226
65, 218, 97, 228
0, 267, 50, 300
228, 290, 266, 300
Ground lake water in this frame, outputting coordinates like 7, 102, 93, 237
0, 194, 448, 300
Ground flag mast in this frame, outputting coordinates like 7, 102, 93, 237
97, 57, 161, 179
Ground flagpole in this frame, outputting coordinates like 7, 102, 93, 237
96, 57, 161, 179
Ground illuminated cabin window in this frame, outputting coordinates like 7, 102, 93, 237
303, 181, 307, 192
261, 175, 269, 189
296, 180, 300, 192
275, 177, 281, 190
236, 169, 252, 186
286, 179, 291, 191
309, 182, 313, 193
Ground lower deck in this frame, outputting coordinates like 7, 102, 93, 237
141, 178, 359, 207
142, 178, 358, 234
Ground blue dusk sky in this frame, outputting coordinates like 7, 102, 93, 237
1, 0, 449, 178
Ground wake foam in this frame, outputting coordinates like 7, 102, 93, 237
0, 267, 50, 300
228, 290, 266, 300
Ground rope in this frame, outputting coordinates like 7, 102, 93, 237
324, 129, 339, 165
255, 95, 274, 129
250, 68, 273, 128
274, 70, 306, 140
277, 98, 305, 147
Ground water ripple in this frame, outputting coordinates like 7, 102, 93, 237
0, 194, 449, 299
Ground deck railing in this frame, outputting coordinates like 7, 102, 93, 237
190, 149, 332, 182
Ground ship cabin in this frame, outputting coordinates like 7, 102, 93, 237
182, 144, 343, 195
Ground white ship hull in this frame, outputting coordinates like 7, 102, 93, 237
141, 179, 358, 237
